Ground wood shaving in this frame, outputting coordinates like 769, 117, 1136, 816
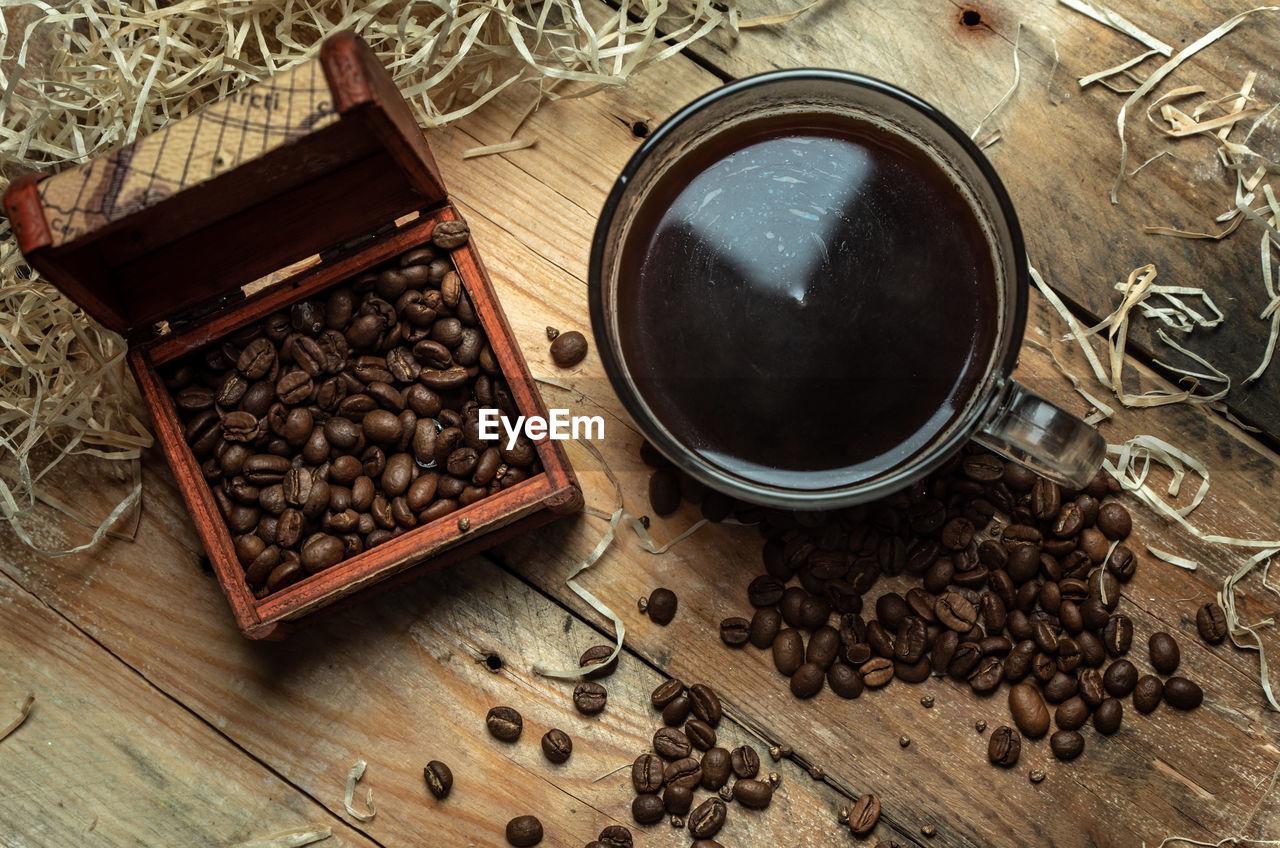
1155, 838, 1280, 848
231, 826, 332, 848
1147, 545, 1199, 571
1105, 436, 1280, 710
1129, 150, 1169, 177
971, 23, 1024, 141
0, 0, 740, 555
462, 138, 535, 158
1033, 265, 1230, 408
0, 693, 33, 743
1057, 0, 1172, 56
1111, 7, 1280, 204
735, 0, 817, 30
1078, 48, 1160, 89
529, 377, 705, 679
342, 760, 375, 822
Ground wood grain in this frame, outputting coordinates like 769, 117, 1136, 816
3, 4, 1280, 847
0, 569, 380, 848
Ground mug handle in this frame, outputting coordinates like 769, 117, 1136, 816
972, 380, 1106, 489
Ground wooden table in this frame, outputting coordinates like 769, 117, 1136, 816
3, 2, 1280, 846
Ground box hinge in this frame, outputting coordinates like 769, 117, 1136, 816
320, 221, 401, 265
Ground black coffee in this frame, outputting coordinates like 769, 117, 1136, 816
617, 110, 1000, 490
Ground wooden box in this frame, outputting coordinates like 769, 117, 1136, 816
3, 32, 582, 639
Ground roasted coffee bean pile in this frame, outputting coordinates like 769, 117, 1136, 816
623, 679, 780, 845
643, 443, 1206, 770
165, 223, 542, 596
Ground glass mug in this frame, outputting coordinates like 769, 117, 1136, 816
589, 69, 1104, 509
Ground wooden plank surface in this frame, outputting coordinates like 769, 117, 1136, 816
3, 3, 1280, 847
685, 0, 1280, 439
0, 569, 381, 848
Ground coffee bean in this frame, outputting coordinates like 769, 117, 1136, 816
598, 826, 633, 848
578, 645, 618, 679
962, 453, 1004, 482
685, 719, 717, 750
1103, 659, 1138, 697
1093, 698, 1123, 735
1105, 545, 1136, 581
573, 681, 607, 715
1097, 502, 1132, 539
1104, 614, 1134, 657
664, 784, 694, 815
1079, 668, 1106, 708
653, 727, 692, 760
689, 684, 722, 726
1149, 632, 1181, 674
728, 745, 761, 781
699, 746, 732, 790
1163, 677, 1203, 709
807, 625, 842, 669
424, 760, 452, 799
549, 331, 589, 367
861, 656, 894, 688
1042, 671, 1078, 704
720, 617, 750, 647
747, 575, 785, 608
1055, 696, 1089, 731
300, 534, 343, 572
662, 696, 692, 727
1078, 631, 1106, 668
734, 778, 774, 809
1196, 602, 1228, 645
936, 591, 979, 632
1031, 478, 1061, 520
632, 794, 665, 825
688, 798, 727, 839
848, 794, 881, 836
1008, 682, 1049, 738
940, 516, 974, 550
541, 729, 572, 764
774, 629, 805, 676
651, 678, 684, 709
969, 656, 1003, 694
664, 756, 702, 790
790, 662, 825, 698
505, 816, 543, 847
1050, 729, 1085, 761
647, 588, 678, 624
1133, 675, 1163, 713
432, 219, 470, 249
486, 706, 523, 742
988, 725, 1021, 767
649, 468, 681, 516
633, 753, 664, 793
749, 608, 781, 648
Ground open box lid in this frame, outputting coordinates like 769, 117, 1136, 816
3, 31, 448, 341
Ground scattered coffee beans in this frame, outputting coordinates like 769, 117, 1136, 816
647, 588, 678, 624
633, 794, 665, 824
720, 617, 750, 647
1009, 683, 1050, 738
688, 797, 728, 839
688, 684, 723, 726
549, 330, 589, 368
1163, 677, 1204, 709
1050, 729, 1085, 760
579, 645, 619, 679
1196, 602, 1228, 645
988, 726, 1021, 767
1149, 632, 1181, 674
1133, 675, 1163, 713
573, 681, 608, 715
632, 753, 664, 793
651, 678, 684, 709
1093, 698, 1123, 735
424, 760, 452, 799
848, 794, 881, 836
541, 729, 573, 764
733, 778, 774, 808
506, 815, 543, 847
598, 825, 632, 848
486, 706, 523, 742
731, 745, 760, 779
